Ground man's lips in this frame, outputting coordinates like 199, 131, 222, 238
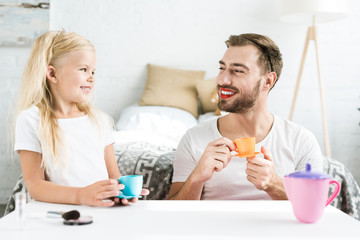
219, 87, 237, 99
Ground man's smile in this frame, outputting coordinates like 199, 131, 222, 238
219, 87, 237, 99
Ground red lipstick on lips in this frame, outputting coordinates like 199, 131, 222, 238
219, 87, 237, 99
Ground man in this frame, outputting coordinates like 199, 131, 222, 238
167, 33, 323, 200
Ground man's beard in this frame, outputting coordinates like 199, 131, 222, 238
218, 79, 261, 113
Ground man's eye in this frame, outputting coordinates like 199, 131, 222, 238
232, 69, 245, 74
219, 67, 225, 71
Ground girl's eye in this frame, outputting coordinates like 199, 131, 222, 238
92, 71, 95, 75
80, 68, 87, 72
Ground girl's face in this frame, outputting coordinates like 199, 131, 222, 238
48, 50, 96, 111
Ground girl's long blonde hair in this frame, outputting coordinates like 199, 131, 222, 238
16, 30, 99, 168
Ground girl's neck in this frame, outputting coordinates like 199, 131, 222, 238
53, 104, 85, 119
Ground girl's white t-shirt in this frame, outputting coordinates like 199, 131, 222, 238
14, 106, 114, 187
172, 115, 323, 200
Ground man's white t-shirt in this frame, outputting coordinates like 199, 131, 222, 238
14, 106, 114, 187
172, 114, 323, 200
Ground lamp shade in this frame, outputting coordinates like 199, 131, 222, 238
281, 0, 348, 24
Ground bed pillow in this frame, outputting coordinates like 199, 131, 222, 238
196, 78, 219, 114
138, 64, 205, 118
198, 112, 221, 124
116, 104, 198, 143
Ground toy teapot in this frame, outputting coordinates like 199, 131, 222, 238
283, 163, 341, 223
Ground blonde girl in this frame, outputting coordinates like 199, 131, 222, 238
14, 30, 148, 206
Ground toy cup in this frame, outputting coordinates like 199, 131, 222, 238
233, 137, 259, 158
283, 164, 341, 223
118, 175, 143, 198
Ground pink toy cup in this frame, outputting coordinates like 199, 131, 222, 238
283, 164, 340, 223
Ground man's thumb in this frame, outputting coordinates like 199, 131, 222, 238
261, 146, 273, 161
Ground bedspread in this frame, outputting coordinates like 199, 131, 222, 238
114, 141, 176, 200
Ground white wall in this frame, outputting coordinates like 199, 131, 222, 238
1, 0, 359, 204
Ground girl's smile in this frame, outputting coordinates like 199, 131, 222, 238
47, 49, 96, 116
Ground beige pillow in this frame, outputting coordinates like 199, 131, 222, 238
139, 64, 205, 117
196, 78, 219, 114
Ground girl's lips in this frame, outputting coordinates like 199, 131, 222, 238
80, 86, 91, 95
219, 87, 237, 99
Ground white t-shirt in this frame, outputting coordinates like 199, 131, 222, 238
14, 106, 114, 187
172, 114, 323, 200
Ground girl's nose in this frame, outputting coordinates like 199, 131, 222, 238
88, 74, 94, 82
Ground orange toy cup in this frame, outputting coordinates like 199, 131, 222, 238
233, 137, 259, 158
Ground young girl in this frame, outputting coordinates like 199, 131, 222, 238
14, 30, 148, 206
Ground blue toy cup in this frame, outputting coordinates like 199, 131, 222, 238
118, 175, 143, 197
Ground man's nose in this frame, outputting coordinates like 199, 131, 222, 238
217, 70, 231, 86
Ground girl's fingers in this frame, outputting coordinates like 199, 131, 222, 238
99, 184, 121, 193
98, 179, 118, 186
130, 197, 138, 203
97, 190, 119, 200
141, 189, 150, 196
121, 198, 129, 205
97, 199, 115, 207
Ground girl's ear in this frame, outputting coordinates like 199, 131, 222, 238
46, 66, 57, 83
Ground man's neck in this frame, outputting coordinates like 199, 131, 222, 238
217, 110, 274, 143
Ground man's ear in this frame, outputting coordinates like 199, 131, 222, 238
263, 72, 277, 91
46, 66, 57, 83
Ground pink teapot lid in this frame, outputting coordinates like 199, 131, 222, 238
286, 163, 331, 179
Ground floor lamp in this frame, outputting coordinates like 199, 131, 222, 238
281, 0, 348, 158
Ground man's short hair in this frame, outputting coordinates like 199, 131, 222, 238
225, 33, 283, 89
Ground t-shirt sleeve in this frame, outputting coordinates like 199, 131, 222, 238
98, 112, 115, 147
295, 128, 323, 172
104, 124, 115, 147
14, 110, 42, 154
172, 132, 198, 183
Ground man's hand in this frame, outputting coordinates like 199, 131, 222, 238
191, 137, 236, 184
245, 146, 287, 200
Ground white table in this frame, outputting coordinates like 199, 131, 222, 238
0, 200, 359, 240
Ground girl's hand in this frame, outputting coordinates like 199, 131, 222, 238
114, 188, 150, 205
78, 179, 123, 207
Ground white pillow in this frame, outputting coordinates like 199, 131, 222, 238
197, 111, 228, 124
113, 130, 179, 150
116, 105, 198, 143
198, 112, 219, 124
